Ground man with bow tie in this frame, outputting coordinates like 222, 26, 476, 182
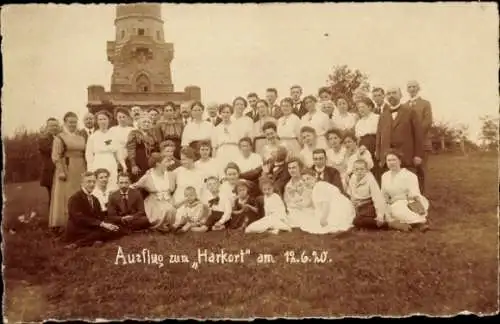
107, 173, 151, 232
78, 113, 96, 143
245, 93, 260, 122
371, 87, 390, 115
311, 149, 345, 195
406, 80, 433, 194
290, 85, 307, 118
376, 87, 424, 177
64, 171, 123, 248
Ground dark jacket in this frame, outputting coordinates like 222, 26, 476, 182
312, 165, 346, 196
240, 162, 290, 197
38, 133, 55, 188
66, 189, 105, 242
106, 188, 147, 224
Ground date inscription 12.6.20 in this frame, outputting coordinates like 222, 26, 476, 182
283, 250, 332, 264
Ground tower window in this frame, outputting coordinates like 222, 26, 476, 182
120, 30, 125, 39
138, 28, 145, 36
156, 31, 161, 40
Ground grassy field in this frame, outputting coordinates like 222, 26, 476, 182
2, 153, 498, 320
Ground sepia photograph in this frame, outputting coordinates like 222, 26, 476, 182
1, 2, 498, 321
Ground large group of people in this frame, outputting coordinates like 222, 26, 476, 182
37, 80, 434, 248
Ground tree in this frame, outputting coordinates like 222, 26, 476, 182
479, 115, 499, 151
327, 65, 370, 108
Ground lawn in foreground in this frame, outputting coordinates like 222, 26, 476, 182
3, 153, 498, 320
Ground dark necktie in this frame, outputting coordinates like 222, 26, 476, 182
391, 107, 401, 114
121, 191, 128, 211
87, 194, 94, 209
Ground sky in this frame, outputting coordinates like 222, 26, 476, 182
1, 3, 498, 141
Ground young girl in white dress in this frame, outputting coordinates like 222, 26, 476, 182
331, 96, 358, 132
277, 97, 302, 157
300, 168, 355, 234
381, 149, 430, 231
245, 176, 292, 234
109, 108, 134, 171
172, 147, 205, 204
300, 95, 331, 149
325, 129, 347, 174
86, 110, 124, 191
212, 104, 241, 176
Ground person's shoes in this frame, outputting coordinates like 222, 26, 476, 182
412, 223, 430, 232
387, 220, 411, 232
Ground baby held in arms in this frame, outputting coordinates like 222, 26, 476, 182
171, 186, 210, 232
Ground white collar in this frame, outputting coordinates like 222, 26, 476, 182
409, 96, 420, 101
314, 165, 326, 173
82, 187, 92, 195
390, 103, 401, 111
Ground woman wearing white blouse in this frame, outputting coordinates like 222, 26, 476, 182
300, 95, 330, 149
86, 110, 124, 191
234, 137, 263, 173
194, 141, 218, 181
331, 96, 358, 132
277, 97, 302, 157
231, 97, 254, 139
253, 100, 277, 154
212, 104, 242, 175
325, 129, 347, 173
180, 101, 214, 153
354, 96, 379, 159
299, 126, 319, 168
92, 168, 114, 212
381, 150, 429, 231
172, 147, 205, 204
109, 108, 134, 170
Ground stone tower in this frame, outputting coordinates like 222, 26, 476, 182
87, 3, 201, 114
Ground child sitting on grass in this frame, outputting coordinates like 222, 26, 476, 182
204, 176, 233, 231
172, 186, 210, 232
226, 179, 262, 230
245, 176, 292, 235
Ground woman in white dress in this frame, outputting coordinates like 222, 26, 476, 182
181, 101, 214, 155
233, 137, 263, 173
173, 147, 205, 204
231, 97, 254, 139
299, 126, 319, 168
300, 95, 330, 149
300, 168, 355, 234
219, 162, 241, 204
381, 149, 430, 231
253, 100, 277, 154
131, 152, 176, 231
212, 104, 241, 175
109, 108, 134, 172
331, 96, 358, 132
354, 96, 379, 159
194, 140, 218, 181
92, 168, 114, 213
325, 129, 347, 174
283, 158, 314, 229
260, 121, 289, 162
277, 97, 302, 157
86, 110, 124, 191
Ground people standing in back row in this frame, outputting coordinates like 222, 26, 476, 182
38, 117, 60, 208
406, 80, 433, 194
266, 88, 283, 119
289, 85, 307, 118
375, 87, 424, 181
371, 87, 389, 115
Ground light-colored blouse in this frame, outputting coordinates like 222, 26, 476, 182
211, 122, 241, 151
195, 158, 219, 181
277, 114, 301, 139
134, 169, 176, 202
230, 114, 254, 139
284, 178, 313, 211
92, 186, 114, 212
345, 149, 374, 177
300, 110, 331, 137
347, 172, 386, 219
355, 113, 379, 138
326, 146, 347, 173
299, 145, 316, 168
109, 125, 134, 161
381, 168, 422, 205
331, 112, 358, 131
234, 152, 263, 173
173, 166, 205, 204
181, 120, 214, 146
253, 117, 277, 138
85, 129, 118, 169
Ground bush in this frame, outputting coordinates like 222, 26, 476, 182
3, 128, 43, 184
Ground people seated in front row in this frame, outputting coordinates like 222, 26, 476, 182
92, 168, 113, 213
204, 176, 233, 231
107, 173, 151, 233
172, 186, 211, 233
64, 171, 122, 248
226, 179, 262, 230
311, 148, 345, 195
245, 176, 292, 235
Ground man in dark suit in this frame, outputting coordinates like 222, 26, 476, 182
38, 117, 60, 207
107, 173, 151, 232
65, 171, 123, 248
406, 80, 433, 194
311, 148, 345, 195
371, 87, 390, 115
290, 85, 308, 118
376, 87, 424, 175
78, 112, 96, 142
205, 103, 222, 126
265, 88, 283, 119
245, 92, 260, 122
240, 146, 290, 197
